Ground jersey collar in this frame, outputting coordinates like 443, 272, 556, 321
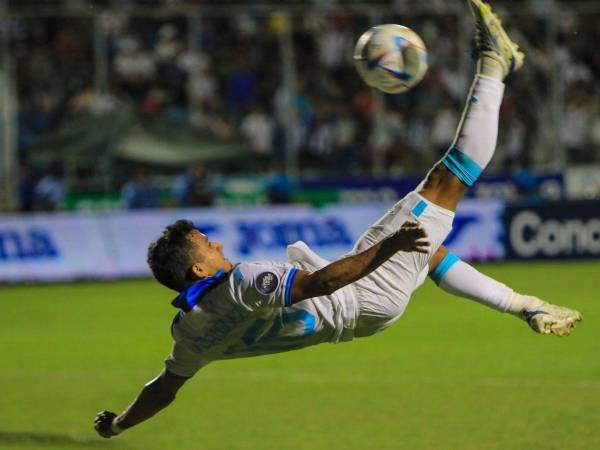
171, 269, 229, 312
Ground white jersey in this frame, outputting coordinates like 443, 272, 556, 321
165, 242, 358, 378
166, 192, 455, 378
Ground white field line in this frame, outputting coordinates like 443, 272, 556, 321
201, 370, 600, 389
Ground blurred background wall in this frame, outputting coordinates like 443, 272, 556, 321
1, 0, 599, 281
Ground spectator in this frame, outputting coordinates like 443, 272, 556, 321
17, 165, 36, 213
560, 85, 595, 163
172, 164, 214, 207
266, 167, 294, 205
430, 100, 459, 154
226, 55, 258, 119
240, 104, 275, 158
121, 168, 160, 209
114, 37, 156, 101
154, 25, 183, 65
8, 1, 600, 207
34, 166, 66, 212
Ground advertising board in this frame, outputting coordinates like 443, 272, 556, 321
0, 199, 504, 282
505, 200, 600, 259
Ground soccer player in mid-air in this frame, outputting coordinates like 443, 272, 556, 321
95, 0, 581, 438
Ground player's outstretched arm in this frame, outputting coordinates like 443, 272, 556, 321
94, 369, 187, 438
290, 221, 429, 303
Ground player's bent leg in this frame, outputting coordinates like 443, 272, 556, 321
418, 165, 468, 215
428, 246, 583, 337
429, 246, 519, 313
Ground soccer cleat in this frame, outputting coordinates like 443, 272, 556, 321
518, 296, 582, 337
467, 0, 525, 78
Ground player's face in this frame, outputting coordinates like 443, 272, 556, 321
187, 229, 233, 278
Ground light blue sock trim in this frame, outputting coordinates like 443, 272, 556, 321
430, 252, 460, 286
411, 199, 427, 218
442, 146, 484, 187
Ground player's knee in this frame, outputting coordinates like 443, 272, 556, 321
421, 164, 465, 193
422, 163, 445, 188
418, 164, 468, 212
429, 246, 449, 274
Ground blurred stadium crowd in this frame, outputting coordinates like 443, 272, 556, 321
5, 0, 600, 211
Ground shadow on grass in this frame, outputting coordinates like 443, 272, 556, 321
0, 430, 119, 447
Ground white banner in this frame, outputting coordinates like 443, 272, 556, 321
0, 199, 505, 282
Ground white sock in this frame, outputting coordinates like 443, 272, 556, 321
430, 252, 525, 314
440, 75, 505, 186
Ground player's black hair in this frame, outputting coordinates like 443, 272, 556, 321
147, 219, 198, 292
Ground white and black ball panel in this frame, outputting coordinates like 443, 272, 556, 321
353, 24, 428, 94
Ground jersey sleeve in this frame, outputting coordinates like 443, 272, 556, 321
164, 340, 209, 379
230, 262, 299, 310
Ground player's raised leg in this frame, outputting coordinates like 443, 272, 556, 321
419, 0, 524, 212
349, 1, 527, 338
428, 246, 583, 337
353, 0, 524, 261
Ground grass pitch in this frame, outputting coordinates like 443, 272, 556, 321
1, 261, 599, 450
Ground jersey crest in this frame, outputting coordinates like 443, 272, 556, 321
256, 271, 278, 294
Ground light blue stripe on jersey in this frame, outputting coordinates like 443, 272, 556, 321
284, 268, 299, 306
442, 146, 483, 187
294, 310, 316, 334
411, 199, 427, 218
430, 252, 460, 286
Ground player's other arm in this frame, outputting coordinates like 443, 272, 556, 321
290, 221, 429, 303
94, 369, 187, 438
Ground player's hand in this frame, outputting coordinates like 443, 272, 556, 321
94, 410, 119, 439
393, 221, 430, 253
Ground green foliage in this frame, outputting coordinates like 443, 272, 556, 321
1, 262, 599, 450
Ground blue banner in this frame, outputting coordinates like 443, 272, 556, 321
504, 200, 600, 259
0, 198, 504, 282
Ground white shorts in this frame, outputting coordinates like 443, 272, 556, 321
349, 191, 455, 337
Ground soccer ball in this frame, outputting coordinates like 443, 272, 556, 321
353, 24, 428, 94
